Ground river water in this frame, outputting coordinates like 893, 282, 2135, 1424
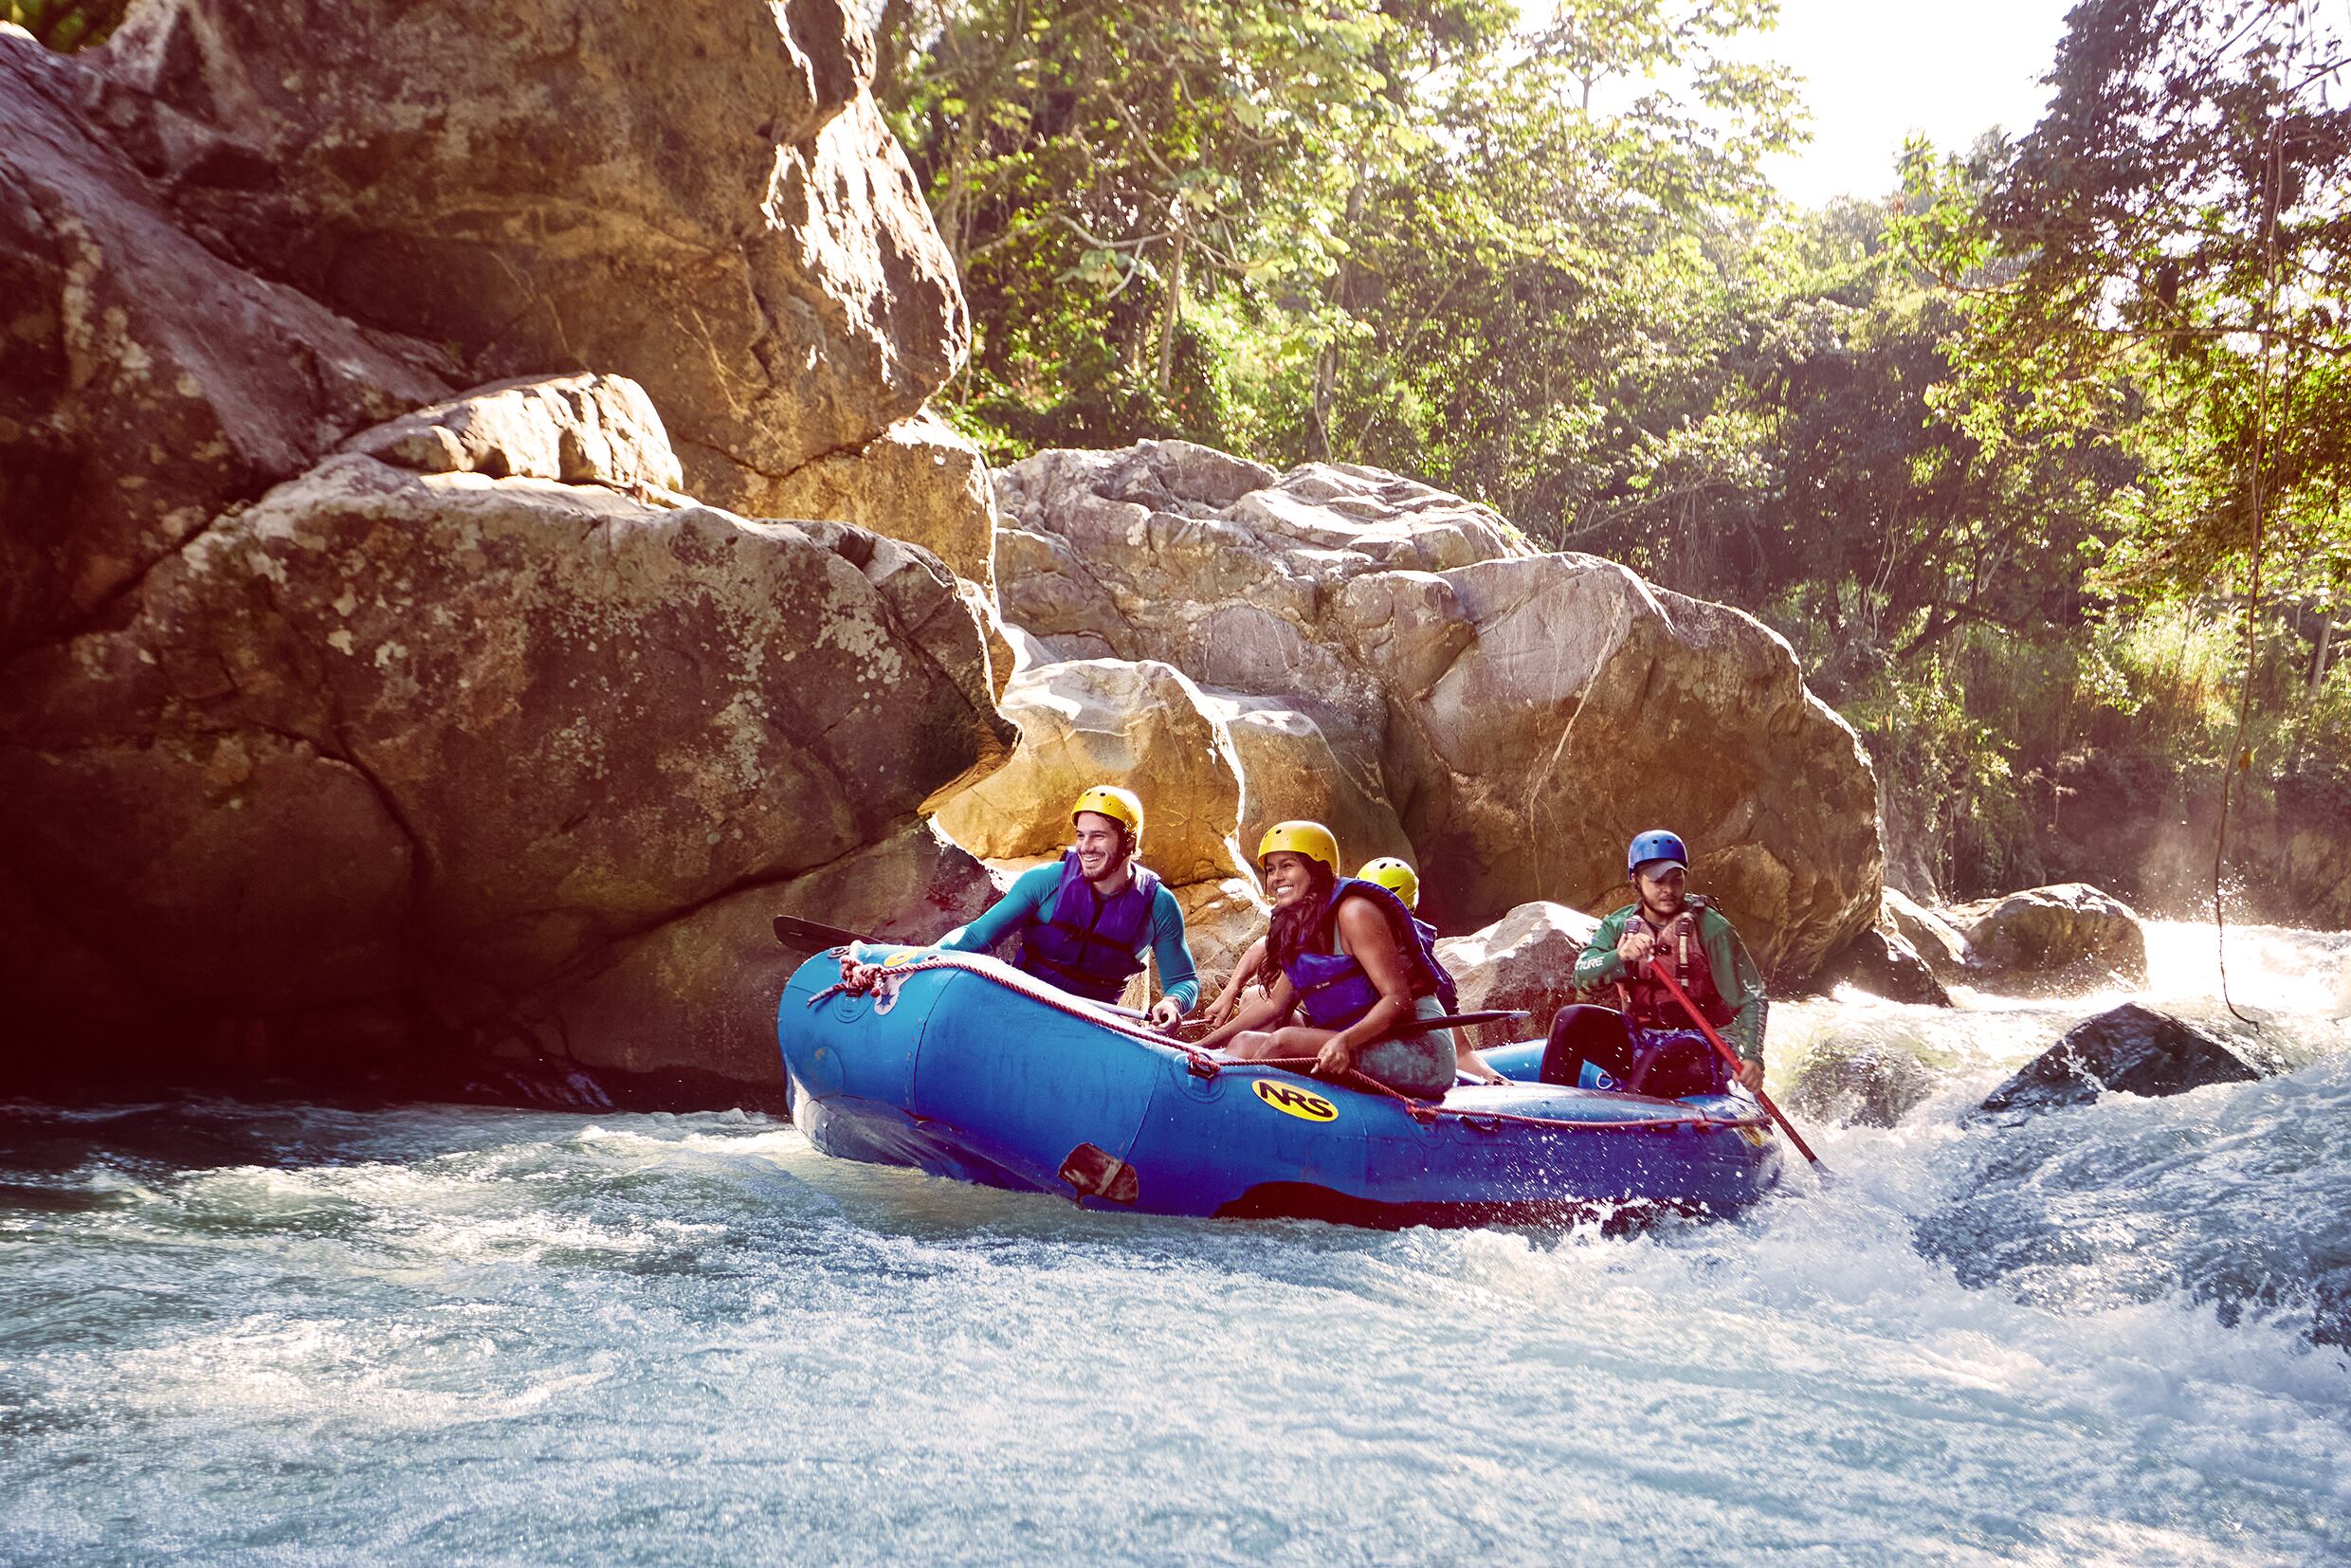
3, 923, 2346, 1564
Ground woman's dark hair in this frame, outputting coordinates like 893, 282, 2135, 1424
1266, 858, 1340, 975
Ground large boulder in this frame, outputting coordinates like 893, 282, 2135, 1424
1171, 876, 1273, 989
758, 410, 998, 593
0, 377, 1010, 1093
993, 441, 1884, 982
1883, 885, 1971, 985
0, 34, 450, 656
495, 819, 996, 1102
1348, 556, 1882, 980
1817, 927, 1953, 1008
931, 658, 1248, 889
1202, 690, 1412, 872
1434, 902, 1602, 1050
1953, 883, 2148, 994
95, 0, 965, 511
1973, 1003, 2284, 1120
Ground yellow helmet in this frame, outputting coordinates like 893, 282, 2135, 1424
1257, 820, 1340, 874
1357, 856, 1419, 909
1070, 784, 1144, 839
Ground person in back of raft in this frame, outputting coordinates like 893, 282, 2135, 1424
1192, 822, 1460, 1098
843, 785, 1198, 1029
1554, 829, 1768, 1095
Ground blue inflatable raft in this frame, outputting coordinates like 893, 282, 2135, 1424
777, 945, 1784, 1227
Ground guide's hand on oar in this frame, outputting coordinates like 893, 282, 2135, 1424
1145, 997, 1185, 1031
1734, 1057, 1765, 1093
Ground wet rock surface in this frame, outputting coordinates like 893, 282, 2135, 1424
1974, 1002, 2285, 1119
1786, 1038, 1938, 1127
1819, 926, 1953, 1008
1881, 886, 1971, 986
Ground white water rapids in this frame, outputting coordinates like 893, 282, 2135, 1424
2, 922, 2346, 1563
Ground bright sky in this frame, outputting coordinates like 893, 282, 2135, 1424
1753, 0, 2075, 207
1520, 0, 2078, 209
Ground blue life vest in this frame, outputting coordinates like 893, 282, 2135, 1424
1280, 879, 1458, 1030
1411, 914, 1460, 1013
1012, 850, 1162, 1004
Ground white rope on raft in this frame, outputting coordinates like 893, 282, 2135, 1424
805, 946, 1769, 1139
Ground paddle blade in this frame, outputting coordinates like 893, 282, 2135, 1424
773, 914, 865, 952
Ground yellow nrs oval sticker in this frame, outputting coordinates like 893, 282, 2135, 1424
1252, 1080, 1339, 1122
882, 950, 921, 967
1736, 1123, 1774, 1147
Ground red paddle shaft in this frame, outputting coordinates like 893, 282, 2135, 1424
1647, 962, 1831, 1175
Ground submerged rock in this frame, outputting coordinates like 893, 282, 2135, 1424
1953, 883, 2147, 994
1974, 1003, 2285, 1119
2315, 1268, 2351, 1352
1786, 1039, 1937, 1127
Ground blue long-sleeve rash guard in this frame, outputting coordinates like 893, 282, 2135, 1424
937, 861, 1200, 1011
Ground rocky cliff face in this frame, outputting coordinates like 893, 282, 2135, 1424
89, 0, 966, 518
0, 9, 1008, 1103
0, 37, 452, 658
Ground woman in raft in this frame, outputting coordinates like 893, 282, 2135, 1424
1200, 852, 1505, 1085
1192, 822, 1465, 1098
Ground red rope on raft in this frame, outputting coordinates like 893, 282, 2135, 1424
807, 951, 1768, 1140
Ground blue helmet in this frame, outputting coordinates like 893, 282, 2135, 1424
1627, 830, 1688, 876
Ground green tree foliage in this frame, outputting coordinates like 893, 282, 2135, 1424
1881, 0, 2351, 895
1896, 0, 2351, 607
876, 0, 1513, 457
1310, 1, 1803, 535
875, 0, 1797, 480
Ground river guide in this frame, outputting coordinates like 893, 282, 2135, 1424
1548, 830, 1770, 1099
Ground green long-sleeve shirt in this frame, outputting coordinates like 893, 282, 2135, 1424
1573, 901, 1767, 1062
938, 860, 1199, 1011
